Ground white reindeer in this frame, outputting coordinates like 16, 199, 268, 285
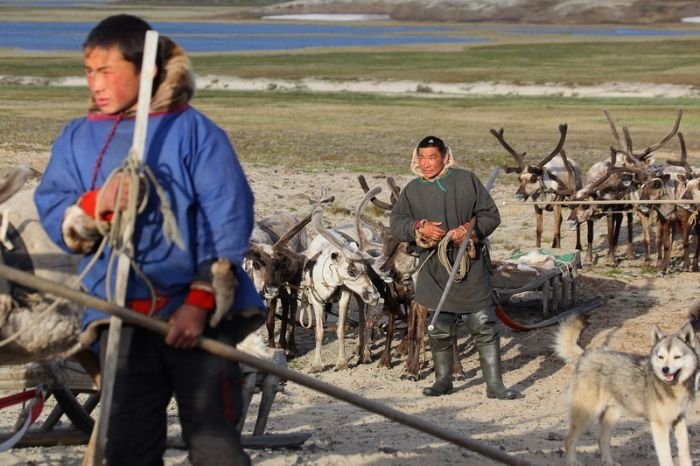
300, 206, 381, 373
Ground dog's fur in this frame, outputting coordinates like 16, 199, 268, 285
554, 315, 698, 466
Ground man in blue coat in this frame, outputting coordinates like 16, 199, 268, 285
34, 14, 265, 465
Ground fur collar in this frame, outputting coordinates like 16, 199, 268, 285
87, 36, 195, 116
410, 144, 456, 181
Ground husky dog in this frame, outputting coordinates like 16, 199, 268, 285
554, 315, 698, 466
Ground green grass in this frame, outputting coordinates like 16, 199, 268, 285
3, 38, 700, 88
1, 84, 697, 177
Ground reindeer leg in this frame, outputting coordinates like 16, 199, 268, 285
379, 310, 396, 369
535, 206, 543, 248
286, 291, 298, 356
574, 222, 582, 252
681, 217, 691, 271
310, 301, 325, 373
639, 211, 652, 264
277, 292, 289, 350
401, 302, 419, 380
356, 296, 374, 365
606, 211, 616, 265
334, 291, 351, 371
265, 298, 278, 348
551, 204, 562, 248
693, 221, 700, 272
625, 211, 635, 260
585, 219, 594, 264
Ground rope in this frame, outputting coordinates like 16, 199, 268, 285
436, 231, 470, 282
94, 156, 184, 314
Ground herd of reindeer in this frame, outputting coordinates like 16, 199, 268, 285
242, 108, 699, 376
0, 109, 697, 377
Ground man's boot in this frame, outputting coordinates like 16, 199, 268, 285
478, 340, 521, 400
422, 349, 454, 396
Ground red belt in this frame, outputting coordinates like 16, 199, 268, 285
128, 295, 169, 315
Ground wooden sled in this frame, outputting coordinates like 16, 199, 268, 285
0, 351, 310, 451
491, 248, 595, 330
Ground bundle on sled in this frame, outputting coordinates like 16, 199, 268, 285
491, 248, 584, 328
0, 166, 84, 366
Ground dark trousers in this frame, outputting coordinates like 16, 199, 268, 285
100, 323, 250, 466
427, 308, 499, 352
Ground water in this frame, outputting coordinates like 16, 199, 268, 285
0, 21, 484, 53
0, 20, 698, 53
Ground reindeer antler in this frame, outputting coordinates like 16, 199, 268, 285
490, 127, 526, 174
355, 186, 381, 253
665, 132, 694, 178
537, 123, 568, 168
358, 175, 393, 210
605, 108, 682, 164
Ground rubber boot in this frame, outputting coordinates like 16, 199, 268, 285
478, 340, 521, 400
422, 349, 454, 396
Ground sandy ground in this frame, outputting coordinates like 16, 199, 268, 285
3, 74, 698, 99
0, 157, 698, 466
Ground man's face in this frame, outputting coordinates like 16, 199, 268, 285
417, 146, 447, 179
84, 45, 140, 115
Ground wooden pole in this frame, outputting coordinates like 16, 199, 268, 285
89, 30, 159, 466
0, 263, 533, 466
501, 199, 700, 206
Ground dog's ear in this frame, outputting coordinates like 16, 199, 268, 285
678, 320, 697, 349
651, 324, 664, 345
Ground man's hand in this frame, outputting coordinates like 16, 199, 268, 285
418, 221, 446, 243
165, 304, 208, 348
447, 223, 478, 246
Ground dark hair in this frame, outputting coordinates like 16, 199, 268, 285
84, 14, 167, 92
417, 135, 447, 157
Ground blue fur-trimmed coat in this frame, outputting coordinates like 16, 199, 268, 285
34, 39, 265, 329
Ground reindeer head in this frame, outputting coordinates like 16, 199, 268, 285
490, 124, 568, 201
604, 108, 682, 171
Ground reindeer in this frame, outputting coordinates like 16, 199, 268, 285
243, 211, 312, 354
490, 124, 582, 250
566, 150, 648, 264
667, 133, 700, 270
639, 132, 699, 272
354, 176, 419, 370
300, 206, 381, 372
604, 109, 683, 266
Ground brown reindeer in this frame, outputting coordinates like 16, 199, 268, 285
244, 212, 312, 354
566, 149, 648, 264
490, 124, 582, 250
640, 132, 700, 271
604, 109, 683, 267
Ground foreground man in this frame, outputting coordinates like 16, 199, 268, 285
35, 14, 265, 465
390, 136, 520, 400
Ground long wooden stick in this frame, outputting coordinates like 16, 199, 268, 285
0, 263, 533, 466
89, 30, 159, 466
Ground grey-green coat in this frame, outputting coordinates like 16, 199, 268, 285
390, 168, 500, 313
